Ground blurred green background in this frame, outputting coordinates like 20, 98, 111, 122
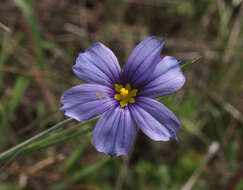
0, 0, 243, 189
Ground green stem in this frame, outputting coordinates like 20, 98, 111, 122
0, 118, 74, 161
26, 117, 98, 151
24, 128, 93, 154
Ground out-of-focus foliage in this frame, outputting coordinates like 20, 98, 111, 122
0, 0, 242, 189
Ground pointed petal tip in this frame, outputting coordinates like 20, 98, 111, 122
98, 149, 129, 157
63, 112, 81, 122
146, 35, 165, 42
174, 135, 179, 141
95, 143, 131, 157
160, 37, 166, 44
58, 106, 64, 111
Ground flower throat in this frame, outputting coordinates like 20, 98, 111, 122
114, 83, 138, 107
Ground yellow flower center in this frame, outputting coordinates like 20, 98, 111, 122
120, 88, 128, 96
114, 83, 138, 107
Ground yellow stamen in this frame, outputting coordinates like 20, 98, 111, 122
115, 84, 123, 92
130, 89, 138, 96
114, 83, 138, 107
114, 94, 122, 101
120, 88, 128, 96
129, 98, 135, 103
125, 83, 132, 91
120, 101, 128, 107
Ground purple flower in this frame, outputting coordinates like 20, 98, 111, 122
60, 37, 186, 156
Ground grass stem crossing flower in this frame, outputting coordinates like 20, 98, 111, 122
60, 36, 186, 156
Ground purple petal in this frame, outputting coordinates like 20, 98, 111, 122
123, 36, 165, 87
73, 43, 121, 88
139, 56, 186, 98
93, 106, 137, 156
137, 97, 180, 139
130, 97, 181, 141
60, 84, 117, 121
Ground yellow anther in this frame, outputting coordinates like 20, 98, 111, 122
96, 93, 102, 100
130, 89, 138, 96
129, 98, 135, 103
115, 84, 123, 92
125, 83, 132, 91
114, 83, 138, 107
120, 101, 128, 107
114, 94, 122, 101
120, 88, 128, 96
